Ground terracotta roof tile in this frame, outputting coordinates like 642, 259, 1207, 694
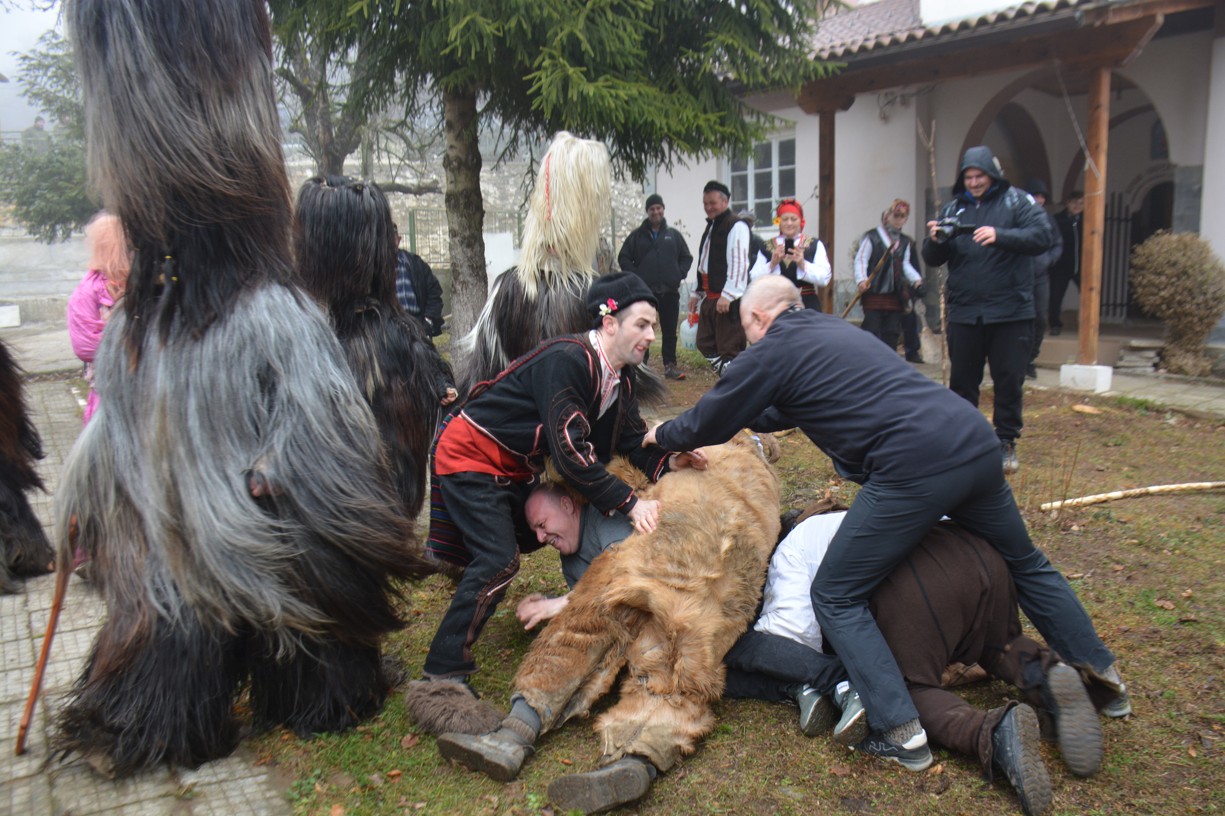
813, 0, 1094, 60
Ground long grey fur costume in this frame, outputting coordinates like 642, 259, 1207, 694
55, 0, 430, 777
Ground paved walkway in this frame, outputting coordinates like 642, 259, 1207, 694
1, 319, 1222, 815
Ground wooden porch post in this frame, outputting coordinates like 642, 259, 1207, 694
819, 111, 836, 313
1079, 66, 1111, 364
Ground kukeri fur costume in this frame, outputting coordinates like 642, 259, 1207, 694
456, 132, 610, 393
57, 0, 431, 776
293, 176, 453, 514
0, 339, 54, 593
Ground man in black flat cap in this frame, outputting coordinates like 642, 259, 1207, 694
421, 272, 704, 682
618, 194, 693, 380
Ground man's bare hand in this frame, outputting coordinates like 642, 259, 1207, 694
688, 294, 700, 312
628, 499, 661, 535
716, 295, 731, 314
441, 387, 458, 406
973, 226, 998, 246
858, 279, 871, 292
516, 593, 569, 630
670, 450, 708, 471
926, 220, 940, 240
643, 423, 662, 447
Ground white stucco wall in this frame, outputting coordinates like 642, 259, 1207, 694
1199, 29, 1225, 264
1118, 32, 1211, 167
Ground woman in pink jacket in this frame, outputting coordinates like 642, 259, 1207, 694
67, 212, 130, 423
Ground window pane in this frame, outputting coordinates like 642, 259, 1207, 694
731, 200, 747, 215
731, 174, 748, 202
754, 141, 772, 168
755, 170, 772, 201
754, 201, 773, 225
730, 153, 748, 173
779, 138, 796, 167
779, 168, 796, 198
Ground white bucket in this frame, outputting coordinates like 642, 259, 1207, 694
679, 316, 698, 350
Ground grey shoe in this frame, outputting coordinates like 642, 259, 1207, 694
436, 727, 533, 782
1044, 662, 1103, 777
1082, 662, 1132, 718
852, 729, 933, 772
1002, 440, 1020, 475
832, 685, 868, 747
548, 757, 654, 814
795, 685, 838, 737
992, 704, 1053, 816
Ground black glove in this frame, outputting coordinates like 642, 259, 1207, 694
912, 282, 928, 299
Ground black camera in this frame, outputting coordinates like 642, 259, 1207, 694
933, 216, 976, 243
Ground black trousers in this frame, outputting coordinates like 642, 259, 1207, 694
645, 288, 681, 367
861, 309, 903, 352
423, 471, 533, 678
902, 310, 921, 356
948, 318, 1031, 443
1049, 273, 1078, 330
722, 630, 847, 702
1030, 276, 1049, 364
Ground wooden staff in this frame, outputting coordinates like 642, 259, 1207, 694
840, 242, 896, 320
15, 521, 77, 756
1039, 481, 1225, 511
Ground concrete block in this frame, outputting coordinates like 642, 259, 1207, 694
0, 303, 19, 328
1060, 364, 1113, 393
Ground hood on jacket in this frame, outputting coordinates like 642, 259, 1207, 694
953, 145, 1008, 198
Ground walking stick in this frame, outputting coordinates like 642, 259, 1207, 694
840, 243, 896, 319
15, 519, 78, 756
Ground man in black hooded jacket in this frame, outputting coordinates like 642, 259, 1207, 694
922, 146, 1054, 475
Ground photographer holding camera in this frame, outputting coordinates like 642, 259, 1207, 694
922, 146, 1055, 475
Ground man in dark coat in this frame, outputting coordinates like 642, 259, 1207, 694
1048, 191, 1084, 336
922, 145, 1055, 474
1022, 181, 1063, 378
618, 194, 693, 380
645, 275, 1126, 775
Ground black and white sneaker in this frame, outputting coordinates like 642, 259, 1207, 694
795, 685, 838, 737
853, 729, 933, 772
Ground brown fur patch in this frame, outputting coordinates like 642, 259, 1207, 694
404, 680, 504, 736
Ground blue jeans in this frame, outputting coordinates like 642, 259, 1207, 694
723, 629, 847, 702
810, 448, 1115, 733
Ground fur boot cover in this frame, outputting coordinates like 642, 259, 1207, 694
404, 680, 504, 736
0, 338, 53, 593
56, 0, 432, 776
511, 434, 781, 772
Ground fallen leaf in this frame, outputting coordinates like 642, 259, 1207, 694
401, 734, 420, 750
1155, 599, 1176, 610
1112, 564, 1125, 572
1068, 572, 1085, 580
368, 773, 383, 787
929, 763, 945, 775
829, 764, 852, 777
560, 758, 573, 766
1189, 746, 1198, 758
1179, 615, 1199, 623
387, 769, 402, 779
330, 806, 346, 816
1182, 589, 1194, 598
1072, 404, 1103, 414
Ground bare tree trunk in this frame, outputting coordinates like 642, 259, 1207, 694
442, 86, 487, 340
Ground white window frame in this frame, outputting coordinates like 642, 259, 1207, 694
728, 134, 797, 228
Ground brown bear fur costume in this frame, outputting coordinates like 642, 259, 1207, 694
510, 434, 780, 770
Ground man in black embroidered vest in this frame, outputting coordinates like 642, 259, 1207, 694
689, 180, 754, 376
422, 273, 703, 681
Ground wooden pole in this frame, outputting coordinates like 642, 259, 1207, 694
818, 111, 836, 314
15, 561, 70, 755
1079, 66, 1111, 364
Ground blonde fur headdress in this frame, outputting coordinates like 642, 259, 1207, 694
517, 132, 611, 292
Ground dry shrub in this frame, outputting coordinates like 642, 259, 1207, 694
1129, 231, 1225, 376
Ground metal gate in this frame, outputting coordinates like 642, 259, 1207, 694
1101, 192, 1133, 322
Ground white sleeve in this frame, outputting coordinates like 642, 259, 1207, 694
902, 243, 922, 285
752, 512, 846, 652
799, 240, 831, 286
723, 222, 752, 300
854, 236, 873, 283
